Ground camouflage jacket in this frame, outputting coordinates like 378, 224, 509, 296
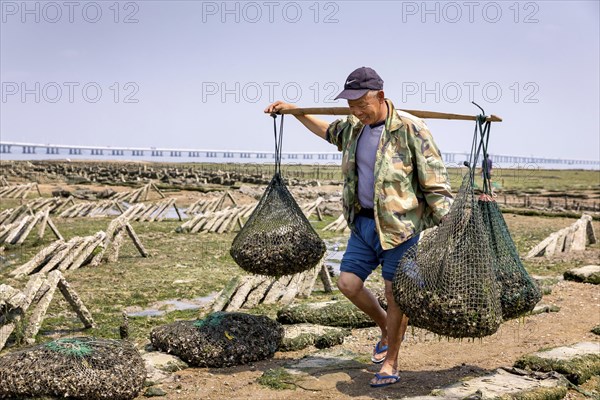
326, 99, 453, 250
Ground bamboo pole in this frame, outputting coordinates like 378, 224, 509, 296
279, 107, 503, 122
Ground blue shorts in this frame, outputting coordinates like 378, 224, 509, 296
340, 215, 419, 282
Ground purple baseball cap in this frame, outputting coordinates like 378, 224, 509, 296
334, 67, 384, 100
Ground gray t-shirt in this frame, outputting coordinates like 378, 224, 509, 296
357, 123, 384, 209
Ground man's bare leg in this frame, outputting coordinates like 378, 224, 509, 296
370, 279, 409, 385
337, 271, 388, 359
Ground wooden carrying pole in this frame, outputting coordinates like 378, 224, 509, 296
279, 107, 502, 122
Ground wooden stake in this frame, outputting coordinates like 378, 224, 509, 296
5, 216, 31, 244
14, 212, 44, 245
226, 191, 238, 207
225, 276, 259, 312
297, 263, 321, 298
279, 273, 303, 305
319, 263, 333, 293
242, 278, 274, 309
57, 274, 95, 328
10, 240, 64, 277
23, 270, 61, 343
151, 183, 166, 199
124, 223, 149, 257
46, 218, 63, 240
37, 208, 49, 240
0, 285, 26, 308
40, 242, 75, 274
211, 276, 242, 312
262, 275, 294, 304
586, 215, 597, 244
69, 233, 105, 270
173, 202, 182, 221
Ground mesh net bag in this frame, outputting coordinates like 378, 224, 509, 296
392, 115, 503, 338
230, 115, 326, 276
479, 196, 542, 319
150, 311, 284, 368
476, 123, 541, 320
0, 337, 146, 400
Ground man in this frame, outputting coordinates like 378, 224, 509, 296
265, 67, 453, 387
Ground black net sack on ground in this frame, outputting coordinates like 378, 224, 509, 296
392, 114, 503, 338
230, 115, 326, 276
150, 311, 284, 368
0, 337, 146, 400
476, 123, 541, 320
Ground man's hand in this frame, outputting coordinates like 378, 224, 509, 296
264, 100, 329, 140
264, 101, 297, 114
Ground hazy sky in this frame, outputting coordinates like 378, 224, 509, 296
1, 1, 599, 162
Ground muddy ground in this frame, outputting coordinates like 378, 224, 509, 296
144, 279, 599, 399
1, 176, 598, 400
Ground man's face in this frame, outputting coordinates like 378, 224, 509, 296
347, 91, 385, 126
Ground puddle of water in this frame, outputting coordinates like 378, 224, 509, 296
127, 293, 217, 318
129, 309, 164, 317
114, 201, 188, 220
324, 240, 346, 276
163, 208, 188, 219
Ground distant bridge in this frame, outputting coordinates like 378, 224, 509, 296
0, 141, 598, 167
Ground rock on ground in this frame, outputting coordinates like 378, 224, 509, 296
515, 342, 600, 385
563, 265, 600, 284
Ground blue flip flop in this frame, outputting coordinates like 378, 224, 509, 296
371, 341, 388, 364
370, 372, 400, 387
